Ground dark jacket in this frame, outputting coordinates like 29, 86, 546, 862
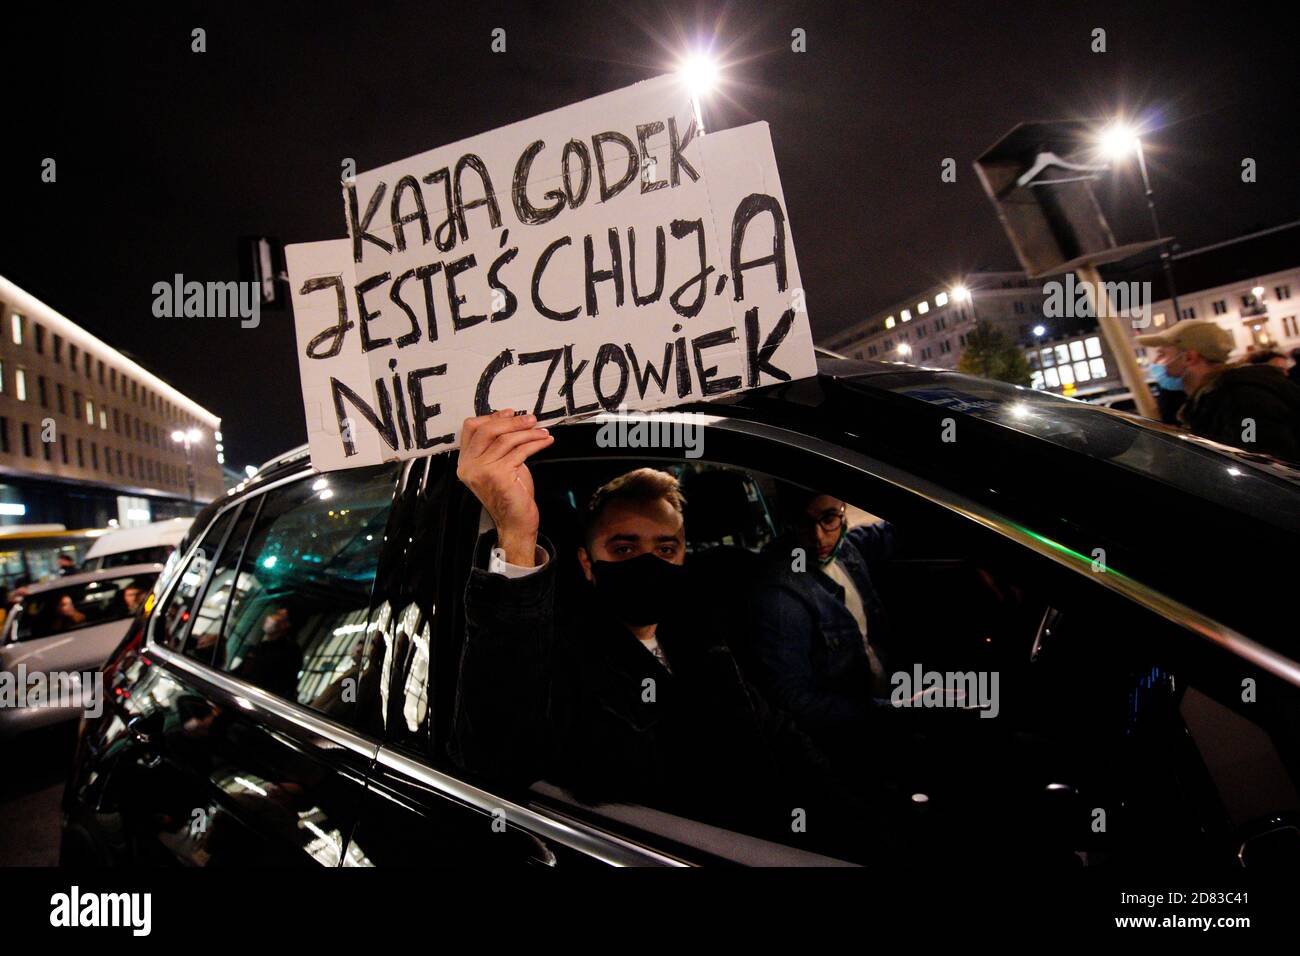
1180, 364, 1300, 463
748, 523, 897, 749
449, 543, 880, 851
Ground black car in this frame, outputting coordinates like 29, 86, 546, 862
61, 355, 1300, 868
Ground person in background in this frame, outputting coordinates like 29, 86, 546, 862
122, 584, 144, 614
748, 487, 896, 767
1242, 349, 1291, 374
57, 554, 80, 576
1137, 320, 1300, 462
1149, 358, 1187, 425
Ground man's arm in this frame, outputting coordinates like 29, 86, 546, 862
845, 520, 896, 564
446, 411, 557, 783
449, 544, 558, 783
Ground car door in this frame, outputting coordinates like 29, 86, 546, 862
341, 456, 617, 867
66, 464, 401, 867
390, 410, 1300, 867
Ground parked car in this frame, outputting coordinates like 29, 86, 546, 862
0, 564, 161, 739
62, 356, 1300, 867
80, 517, 194, 573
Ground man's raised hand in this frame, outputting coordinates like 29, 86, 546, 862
456, 410, 555, 566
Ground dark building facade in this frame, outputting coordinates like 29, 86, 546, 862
0, 275, 224, 530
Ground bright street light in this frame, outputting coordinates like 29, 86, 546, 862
897, 342, 912, 357
1252, 286, 1265, 299
1098, 121, 1140, 160
171, 427, 202, 502
1099, 118, 1183, 326
950, 285, 971, 303
1033, 325, 1046, 337
677, 51, 719, 132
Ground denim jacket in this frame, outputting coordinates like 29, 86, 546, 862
749, 523, 896, 741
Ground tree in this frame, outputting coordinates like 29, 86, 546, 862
957, 320, 1033, 386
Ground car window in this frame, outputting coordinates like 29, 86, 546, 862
14, 572, 158, 642
213, 466, 397, 719
154, 507, 238, 649
100, 545, 174, 568
181, 503, 261, 664
444, 440, 1300, 867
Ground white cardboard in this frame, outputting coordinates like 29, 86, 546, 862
288, 74, 816, 470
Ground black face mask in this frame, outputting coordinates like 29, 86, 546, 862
590, 552, 688, 626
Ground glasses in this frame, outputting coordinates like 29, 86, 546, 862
796, 507, 845, 534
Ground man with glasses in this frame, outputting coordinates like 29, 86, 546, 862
747, 486, 896, 765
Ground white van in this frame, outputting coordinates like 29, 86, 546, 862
80, 517, 194, 572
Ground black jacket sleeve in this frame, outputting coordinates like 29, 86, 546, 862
447, 544, 558, 785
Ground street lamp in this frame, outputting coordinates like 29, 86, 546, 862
1099, 121, 1182, 324
950, 284, 974, 323
677, 51, 719, 133
171, 427, 202, 502
1032, 324, 1046, 337
897, 342, 912, 361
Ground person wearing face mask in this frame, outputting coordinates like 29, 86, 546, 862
1137, 320, 1300, 462
449, 410, 891, 856
1148, 358, 1186, 425
746, 488, 896, 767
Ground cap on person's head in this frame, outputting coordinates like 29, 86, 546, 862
1135, 319, 1234, 363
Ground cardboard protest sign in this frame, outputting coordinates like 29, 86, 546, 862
288, 73, 816, 471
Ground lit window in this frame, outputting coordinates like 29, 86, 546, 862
901, 309, 912, 322
935, 292, 949, 307
1058, 363, 1075, 385
86, 399, 95, 425
885, 316, 895, 329
1030, 370, 1045, 390
1153, 313, 1166, 326
15, 369, 27, 401
1044, 368, 1060, 388
1069, 340, 1086, 362
917, 301, 929, 314
1054, 345, 1070, 366
1040, 348, 1055, 368
1089, 358, 1107, 379
1073, 360, 1091, 382
1085, 336, 1102, 358
10, 314, 22, 345
100, 409, 108, 430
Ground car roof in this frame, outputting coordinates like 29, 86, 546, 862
19, 563, 164, 594
83, 518, 194, 559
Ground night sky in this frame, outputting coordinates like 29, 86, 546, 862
8, 0, 1299, 467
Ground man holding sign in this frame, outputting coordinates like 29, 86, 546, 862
450, 410, 890, 859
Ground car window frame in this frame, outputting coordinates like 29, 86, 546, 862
149, 500, 247, 653
176, 495, 265, 666
144, 465, 404, 735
